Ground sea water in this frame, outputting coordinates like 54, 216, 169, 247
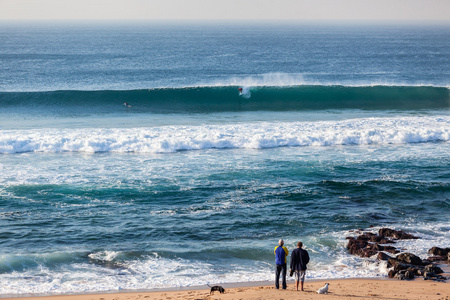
0, 22, 449, 295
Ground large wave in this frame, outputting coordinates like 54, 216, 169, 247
1, 116, 448, 154
0, 85, 448, 114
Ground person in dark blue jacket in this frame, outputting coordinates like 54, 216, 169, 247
290, 241, 310, 291
274, 239, 289, 289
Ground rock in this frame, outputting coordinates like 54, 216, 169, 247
406, 267, 419, 279
388, 270, 397, 278
388, 258, 424, 274
426, 256, 447, 262
347, 238, 372, 257
377, 252, 392, 261
423, 264, 443, 274
356, 233, 372, 241
395, 272, 406, 280
370, 236, 389, 243
387, 258, 398, 268
405, 270, 415, 280
347, 237, 380, 257
428, 247, 450, 256
448, 252, 450, 262
392, 261, 410, 272
346, 227, 427, 274
396, 253, 423, 266
394, 263, 411, 273
378, 228, 419, 240
383, 246, 399, 254
424, 271, 436, 279
381, 239, 396, 244
362, 248, 378, 257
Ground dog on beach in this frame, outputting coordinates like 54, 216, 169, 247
208, 285, 225, 295
317, 283, 329, 294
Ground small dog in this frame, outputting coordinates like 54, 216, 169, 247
209, 285, 225, 295
317, 283, 329, 294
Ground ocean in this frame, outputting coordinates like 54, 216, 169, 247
0, 22, 449, 295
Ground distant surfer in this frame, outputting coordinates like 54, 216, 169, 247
238, 87, 243, 95
123, 102, 131, 108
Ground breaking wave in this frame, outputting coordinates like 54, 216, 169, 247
0, 85, 448, 114
1, 116, 448, 154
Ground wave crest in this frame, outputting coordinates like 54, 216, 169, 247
1, 85, 448, 114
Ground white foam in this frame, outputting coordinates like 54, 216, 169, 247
88, 251, 119, 262
0, 253, 272, 295
0, 116, 448, 154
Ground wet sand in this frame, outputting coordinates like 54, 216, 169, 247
3, 278, 449, 300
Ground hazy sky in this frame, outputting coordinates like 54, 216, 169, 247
0, 0, 449, 22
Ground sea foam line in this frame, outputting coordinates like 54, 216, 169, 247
0, 116, 449, 154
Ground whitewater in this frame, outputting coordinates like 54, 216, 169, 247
1, 116, 449, 154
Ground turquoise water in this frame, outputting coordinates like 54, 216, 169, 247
0, 22, 449, 295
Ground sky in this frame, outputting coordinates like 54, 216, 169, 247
0, 0, 449, 22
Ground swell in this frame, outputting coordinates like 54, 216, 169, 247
0, 85, 448, 113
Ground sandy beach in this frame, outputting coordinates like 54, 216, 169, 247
3, 278, 449, 300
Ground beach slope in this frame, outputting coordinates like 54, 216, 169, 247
4, 279, 449, 300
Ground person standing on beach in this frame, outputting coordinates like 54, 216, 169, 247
290, 241, 310, 291
274, 239, 289, 289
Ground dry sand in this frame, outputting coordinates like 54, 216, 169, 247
3, 278, 449, 300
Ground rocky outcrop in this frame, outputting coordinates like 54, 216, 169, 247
396, 253, 423, 266
428, 246, 450, 256
346, 227, 448, 282
427, 247, 450, 263
378, 228, 419, 240
346, 231, 399, 258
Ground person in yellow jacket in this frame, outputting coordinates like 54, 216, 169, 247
274, 239, 289, 289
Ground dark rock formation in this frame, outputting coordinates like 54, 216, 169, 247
396, 253, 423, 266
377, 252, 393, 261
424, 271, 437, 279
405, 270, 415, 280
395, 271, 406, 280
387, 258, 420, 273
346, 230, 403, 259
378, 228, 419, 240
423, 264, 443, 275
426, 256, 447, 262
346, 227, 448, 281
428, 247, 450, 257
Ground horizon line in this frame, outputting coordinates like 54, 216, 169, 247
1, 19, 449, 24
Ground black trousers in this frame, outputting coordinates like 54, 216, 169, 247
275, 263, 287, 289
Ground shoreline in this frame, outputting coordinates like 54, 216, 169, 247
1, 275, 448, 300
0, 277, 388, 299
